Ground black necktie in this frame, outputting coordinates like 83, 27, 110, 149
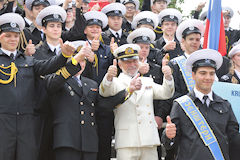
73, 76, 83, 95
116, 32, 120, 39
203, 95, 208, 107
10, 53, 15, 60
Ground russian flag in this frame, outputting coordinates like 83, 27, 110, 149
203, 0, 226, 56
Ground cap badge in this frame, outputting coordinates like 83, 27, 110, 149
142, 36, 148, 41
10, 22, 16, 28
53, 14, 59, 19
125, 47, 134, 54
205, 59, 211, 63
189, 26, 194, 31
93, 19, 98, 22
114, 10, 119, 14
170, 15, 174, 19
146, 18, 151, 22
39, 0, 44, 2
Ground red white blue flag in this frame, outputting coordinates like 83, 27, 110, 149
203, 0, 226, 56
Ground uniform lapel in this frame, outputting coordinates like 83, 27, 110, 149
66, 78, 83, 97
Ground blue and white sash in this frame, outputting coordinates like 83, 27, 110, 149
175, 56, 195, 91
176, 95, 225, 160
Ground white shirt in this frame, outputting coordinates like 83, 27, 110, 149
109, 28, 122, 38
24, 17, 32, 26
1, 48, 17, 58
194, 87, 213, 107
47, 43, 61, 55
235, 69, 240, 79
184, 52, 191, 59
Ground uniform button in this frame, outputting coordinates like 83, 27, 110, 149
137, 113, 140, 116
147, 105, 149, 107
104, 56, 107, 58
81, 120, 84, 124
16, 112, 20, 115
220, 110, 223, 113
91, 122, 95, 126
153, 59, 156, 62
25, 64, 28, 67
1, 64, 4, 67
149, 121, 152, 124
138, 121, 141, 124
148, 112, 151, 115
68, 86, 72, 90
80, 102, 83, 105
84, 83, 87, 86
91, 113, 94, 116
100, 55, 103, 58
153, 76, 155, 79
136, 105, 139, 107
81, 111, 84, 115
91, 103, 94, 107
70, 91, 74, 96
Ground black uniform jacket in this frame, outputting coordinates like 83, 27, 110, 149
101, 29, 128, 46
154, 36, 184, 61
46, 65, 126, 152
220, 71, 240, 84
0, 49, 67, 114
162, 91, 240, 160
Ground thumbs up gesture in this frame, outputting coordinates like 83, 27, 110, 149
110, 37, 118, 53
161, 53, 172, 81
129, 73, 142, 93
25, 39, 36, 56
106, 59, 118, 81
138, 57, 149, 75
166, 116, 176, 139
60, 38, 75, 57
91, 34, 100, 51
163, 41, 176, 51
84, 42, 95, 62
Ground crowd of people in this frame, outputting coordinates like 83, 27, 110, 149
0, 0, 239, 160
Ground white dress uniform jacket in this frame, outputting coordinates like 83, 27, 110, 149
99, 73, 175, 149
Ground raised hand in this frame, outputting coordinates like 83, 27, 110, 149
162, 53, 172, 81
138, 57, 149, 75
60, 38, 75, 57
25, 39, 36, 56
129, 73, 142, 93
106, 59, 118, 81
91, 35, 100, 51
163, 41, 176, 51
196, 1, 206, 11
84, 42, 95, 62
166, 116, 176, 139
110, 37, 118, 53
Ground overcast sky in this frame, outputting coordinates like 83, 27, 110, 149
178, 0, 240, 29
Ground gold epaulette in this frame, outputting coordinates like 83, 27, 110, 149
55, 67, 71, 79
150, 43, 155, 49
154, 26, 163, 34
0, 62, 18, 87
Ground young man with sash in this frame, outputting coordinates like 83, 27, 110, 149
162, 49, 240, 160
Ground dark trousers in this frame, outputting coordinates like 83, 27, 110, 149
0, 114, 41, 160
55, 147, 97, 160
96, 111, 114, 160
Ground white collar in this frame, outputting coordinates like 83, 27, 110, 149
194, 87, 213, 106
163, 35, 174, 43
24, 17, 32, 26
47, 43, 61, 54
184, 52, 191, 59
109, 28, 122, 38
235, 69, 240, 79
1, 48, 17, 57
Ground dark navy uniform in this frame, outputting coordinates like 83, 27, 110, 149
225, 28, 240, 54
45, 61, 126, 160
101, 29, 128, 46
